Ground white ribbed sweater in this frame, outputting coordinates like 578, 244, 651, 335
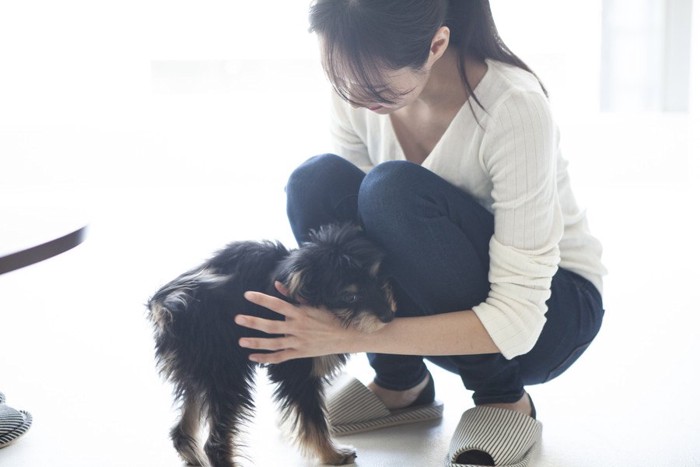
329, 59, 606, 359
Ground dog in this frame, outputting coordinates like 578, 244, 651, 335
146, 223, 396, 466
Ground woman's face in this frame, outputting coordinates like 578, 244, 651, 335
320, 36, 433, 114
343, 65, 431, 114
320, 26, 449, 114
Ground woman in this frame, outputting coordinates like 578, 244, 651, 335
235, 1, 605, 465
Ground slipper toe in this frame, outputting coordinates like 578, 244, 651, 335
447, 406, 541, 467
327, 374, 444, 436
0, 404, 33, 449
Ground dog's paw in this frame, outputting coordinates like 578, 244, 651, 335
323, 445, 357, 465
172, 436, 205, 466
178, 454, 202, 466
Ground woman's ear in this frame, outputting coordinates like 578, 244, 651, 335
426, 26, 451, 68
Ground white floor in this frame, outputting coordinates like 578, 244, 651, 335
1, 66, 699, 466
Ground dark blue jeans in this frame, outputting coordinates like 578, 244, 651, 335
286, 154, 604, 404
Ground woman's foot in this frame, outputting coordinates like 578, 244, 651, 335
454, 392, 536, 466
367, 373, 431, 410
480, 391, 534, 418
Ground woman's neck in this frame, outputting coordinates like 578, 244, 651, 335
418, 47, 487, 109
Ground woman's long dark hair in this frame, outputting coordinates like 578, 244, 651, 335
309, 0, 546, 109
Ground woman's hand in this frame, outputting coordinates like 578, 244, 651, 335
237, 284, 501, 363
235, 282, 361, 364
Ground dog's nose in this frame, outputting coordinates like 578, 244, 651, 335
379, 308, 395, 323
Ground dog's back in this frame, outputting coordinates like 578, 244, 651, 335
148, 240, 289, 379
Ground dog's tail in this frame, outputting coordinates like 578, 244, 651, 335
146, 267, 230, 332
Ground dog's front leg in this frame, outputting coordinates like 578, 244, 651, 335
268, 360, 356, 465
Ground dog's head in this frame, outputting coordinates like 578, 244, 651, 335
276, 223, 396, 333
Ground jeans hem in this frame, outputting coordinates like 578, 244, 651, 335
472, 389, 525, 406
373, 367, 430, 392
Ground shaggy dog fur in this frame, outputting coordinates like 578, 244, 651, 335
146, 224, 395, 466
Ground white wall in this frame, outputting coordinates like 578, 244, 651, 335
691, 0, 700, 115
1, 1, 695, 197
600, 0, 694, 112
491, 0, 603, 117
690, 0, 699, 175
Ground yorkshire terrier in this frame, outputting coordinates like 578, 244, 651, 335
146, 223, 396, 466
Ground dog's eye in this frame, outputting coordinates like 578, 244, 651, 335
341, 293, 360, 304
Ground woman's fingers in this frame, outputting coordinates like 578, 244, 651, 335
274, 281, 290, 297
248, 350, 298, 364
243, 291, 299, 318
239, 336, 293, 351
236, 289, 354, 363
234, 314, 287, 335
275, 281, 310, 305
237, 289, 307, 336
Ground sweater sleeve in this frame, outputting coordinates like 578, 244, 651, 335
329, 92, 374, 172
472, 90, 563, 359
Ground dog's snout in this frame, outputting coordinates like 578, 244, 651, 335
378, 305, 395, 323
379, 312, 394, 323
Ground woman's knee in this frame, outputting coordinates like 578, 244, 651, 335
359, 161, 417, 205
358, 161, 429, 223
287, 154, 345, 194
286, 154, 366, 243
287, 154, 361, 204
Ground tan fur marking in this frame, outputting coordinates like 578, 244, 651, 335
149, 303, 173, 332
311, 355, 344, 378
370, 260, 382, 278
286, 271, 304, 298
383, 282, 397, 312
295, 419, 356, 465
352, 312, 386, 333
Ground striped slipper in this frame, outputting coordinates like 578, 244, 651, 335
327, 374, 443, 436
446, 406, 542, 467
0, 401, 33, 449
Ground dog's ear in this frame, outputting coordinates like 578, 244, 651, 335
274, 252, 309, 301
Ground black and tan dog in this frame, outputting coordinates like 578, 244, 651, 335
147, 223, 396, 466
